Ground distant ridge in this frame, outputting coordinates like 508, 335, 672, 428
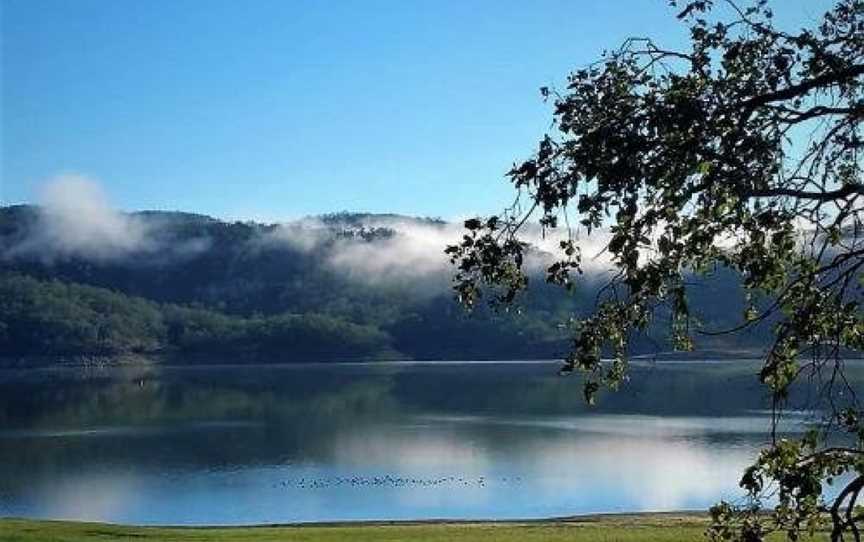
0, 204, 772, 363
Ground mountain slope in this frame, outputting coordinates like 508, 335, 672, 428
0, 205, 768, 362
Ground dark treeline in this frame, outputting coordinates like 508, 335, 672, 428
0, 205, 770, 363
0, 273, 393, 360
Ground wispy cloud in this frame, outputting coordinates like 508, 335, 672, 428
3, 174, 209, 263
261, 214, 616, 296
3, 174, 617, 293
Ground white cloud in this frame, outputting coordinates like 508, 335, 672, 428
259, 215, 617, 298
3, 174, 619, 289
3, 174, 218, 264
5, 174, 152, 262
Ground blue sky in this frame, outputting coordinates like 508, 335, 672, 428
1, 0, 833, 220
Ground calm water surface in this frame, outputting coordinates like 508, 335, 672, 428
0, 361, 838, 524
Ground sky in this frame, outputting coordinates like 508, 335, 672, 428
1, 0, 834, 221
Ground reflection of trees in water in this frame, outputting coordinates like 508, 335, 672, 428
387, 362, 837, 416
4, 363, 864, 428
1, 363, 862, 477
0, 369, 404, 479
0, 366, 401, 428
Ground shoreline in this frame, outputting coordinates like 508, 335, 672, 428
0, 350, 782, 371
0, 511, 711, 530
0, 513, 725, 542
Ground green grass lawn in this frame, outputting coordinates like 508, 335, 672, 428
0, 514, 830, 542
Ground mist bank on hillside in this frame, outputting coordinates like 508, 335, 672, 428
1, 176, 617, 295
0, 178, 772, 363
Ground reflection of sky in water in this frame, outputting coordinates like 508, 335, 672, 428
417, 413, 810, 435
1, 415, 762, 524
0, 362, 856, 525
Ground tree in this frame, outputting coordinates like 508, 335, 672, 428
446, 1, 864, 540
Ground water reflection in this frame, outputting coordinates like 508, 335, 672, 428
0, 361, 857, 524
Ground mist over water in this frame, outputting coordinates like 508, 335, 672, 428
0, 361, 839, 525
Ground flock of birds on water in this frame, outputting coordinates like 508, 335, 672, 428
273, 475, 523, 490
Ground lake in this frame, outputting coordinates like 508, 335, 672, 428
0, 360, 839, 525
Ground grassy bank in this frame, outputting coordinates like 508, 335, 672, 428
0, 514, 829, 541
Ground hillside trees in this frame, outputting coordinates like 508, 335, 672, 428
0, 273, 394, 361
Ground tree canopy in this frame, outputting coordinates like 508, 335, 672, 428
447, 1, 864, 540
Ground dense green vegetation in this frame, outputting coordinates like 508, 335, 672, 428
0, 515, 828, 542
0, 205, 767, 363
0, 273, 393, 360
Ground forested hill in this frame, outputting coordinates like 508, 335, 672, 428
0, 205, 768, 363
